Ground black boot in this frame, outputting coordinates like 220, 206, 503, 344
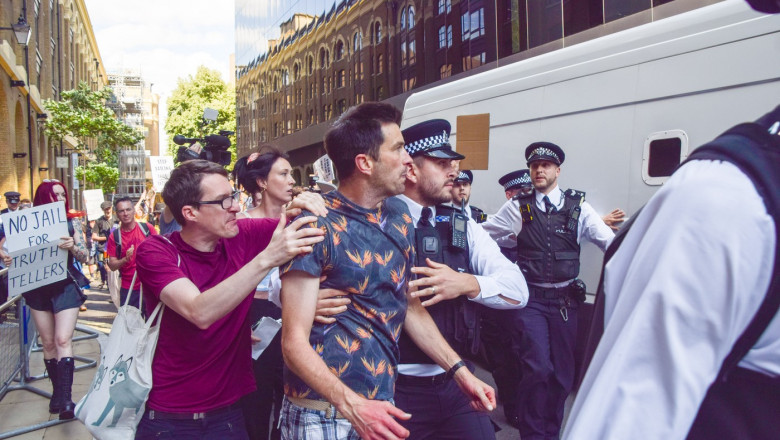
57, 357, 76, 420
44, 358, 62, 414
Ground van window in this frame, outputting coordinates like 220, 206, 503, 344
642, 130, 688, 185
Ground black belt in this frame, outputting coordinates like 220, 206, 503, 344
145, 402, 242, 421
397, 372, 449, 387
529, 285, 570, 300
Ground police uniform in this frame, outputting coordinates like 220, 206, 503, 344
564, 107, 780, 440
450, 170, 487, 223
494, 170, 533, 263
1, 191, 21, 215
394, 119, 528, 440
481, 142, 613, 440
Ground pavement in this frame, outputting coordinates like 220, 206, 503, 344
0, 278, 526, 439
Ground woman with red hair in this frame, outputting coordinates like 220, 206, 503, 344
27, 180, 89, 420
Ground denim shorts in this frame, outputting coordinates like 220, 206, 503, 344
23, 280, 86, 314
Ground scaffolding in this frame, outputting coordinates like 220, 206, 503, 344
108, 69, 150, 200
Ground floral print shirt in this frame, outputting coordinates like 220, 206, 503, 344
281, 191, 415, 401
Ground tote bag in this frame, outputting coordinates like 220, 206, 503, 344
75, 272, 164, 440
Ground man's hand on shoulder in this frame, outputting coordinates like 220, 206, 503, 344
340, 396, 411, 440
257, 211, 325, 269
286, 191, 328, 218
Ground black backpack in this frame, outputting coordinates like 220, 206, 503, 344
113, 222, 152, 258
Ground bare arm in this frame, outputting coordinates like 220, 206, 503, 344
281, 272, 411, 440
107, 246, 132, 271
159, 214, 324, 330
59, 218, 88, 263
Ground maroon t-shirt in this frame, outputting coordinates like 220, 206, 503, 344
135, 218, 278, 412
106, 222, 158, 290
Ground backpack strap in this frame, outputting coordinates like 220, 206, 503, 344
113, 227, 122, 258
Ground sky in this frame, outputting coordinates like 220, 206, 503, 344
83, 0, 235, 150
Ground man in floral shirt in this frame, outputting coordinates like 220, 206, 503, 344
280, 103, 495, 440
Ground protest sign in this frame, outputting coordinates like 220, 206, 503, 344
313, 154, 335, 182
2, 202, 68, 252
8, 242, 68, 296
149, 156, 174, 192
83, 189, 105, 221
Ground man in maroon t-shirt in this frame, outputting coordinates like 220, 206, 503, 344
134, 160, 325, 440
106, 197, 157, 309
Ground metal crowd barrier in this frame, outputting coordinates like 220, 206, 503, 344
0, 266, 99, 439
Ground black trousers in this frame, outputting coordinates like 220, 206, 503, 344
395, 369, 495, 440
480, 307, 522, 416
510, 298, 579, 440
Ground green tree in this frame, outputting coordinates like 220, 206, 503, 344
44, 81, 144, 193
165, 66, 237, 165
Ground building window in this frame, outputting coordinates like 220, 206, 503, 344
400, 7, 407, 30
322, 105, 332, 120
376, 54, 384, 74
353, 32, 362, 51
408, 5, 415, 28
336, 70, 346, 88
307, 55, 314, 74
373, 21, 382, 44
376, 86, 384, 100
408, 40, 416, 65
462, 9, 486, 41
309, 110, 315, 125
401, 42, 407, 66
335, 40, 345, 60
320, 48, 330, 68
439, 26, 447, 49
293, 63, 301, 80
273, 99, 279, 113
447, 25, 453, 47
462, 52, 486, 70
440, 64, 452, 79
438, 0, 452, 14
337, 99, 347, 115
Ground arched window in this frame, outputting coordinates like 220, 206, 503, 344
353, 32, 362, 51
400, 7, 407, 30
335, 40, 345, 60
307, 55, 314, 74
319, 48, 329, 68
373, 21, 382, 44
293, 63, 301, 80
408, 6, 415, 28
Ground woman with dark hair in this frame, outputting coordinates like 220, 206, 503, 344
28, 180, 89, 419
233, 147, 294, 440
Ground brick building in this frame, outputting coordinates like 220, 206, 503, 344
236, 0, 712, 182
0, 0, 105, 210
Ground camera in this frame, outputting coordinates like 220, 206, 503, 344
174, 133, 232, 166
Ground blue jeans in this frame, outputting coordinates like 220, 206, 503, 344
135, 407, 249, 440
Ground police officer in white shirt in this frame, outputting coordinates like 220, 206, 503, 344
481, 141, 614, 440
395, 119, 529, 439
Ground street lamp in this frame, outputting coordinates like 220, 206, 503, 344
0, 14, 31, 46
2, 14, 33, 197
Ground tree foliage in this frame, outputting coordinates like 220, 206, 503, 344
43, 81, 144, 193
43, 81, 144, 152
165, 66, 237, 165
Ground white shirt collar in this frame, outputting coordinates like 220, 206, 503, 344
535, 185, 563, 210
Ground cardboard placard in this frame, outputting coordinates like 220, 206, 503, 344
149, 156, 174, 192
83, 189, 105, 221
455, 114, 490, 170
8, 243, 68, 296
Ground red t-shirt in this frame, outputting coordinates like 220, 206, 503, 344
135, 218, 278, 412
106, 222, 158, 290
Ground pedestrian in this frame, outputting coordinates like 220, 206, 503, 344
106, 197, 157, 309
279, 103, 495, 440
482, 142, 615, 440
134, 159, 325, 440
22, 180, 89, 419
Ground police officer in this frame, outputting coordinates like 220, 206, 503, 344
395, 119, 529, 439
482, 141, 614, 440
493, 169, 533, 263
1, 191, 21, 214
450, 170, 487, 223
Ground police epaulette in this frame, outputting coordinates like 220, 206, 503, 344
564, 189, 586, 206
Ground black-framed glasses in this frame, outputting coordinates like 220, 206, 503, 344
195, 190, 240, 210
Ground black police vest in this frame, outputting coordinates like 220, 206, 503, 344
398, 205, 480, 365
515, 190, 583, 284
469, 205, 486, 223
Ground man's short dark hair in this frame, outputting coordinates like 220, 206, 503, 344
324, 102, 402, 180
114, 197, 132, 209
163, 160, 228, 225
